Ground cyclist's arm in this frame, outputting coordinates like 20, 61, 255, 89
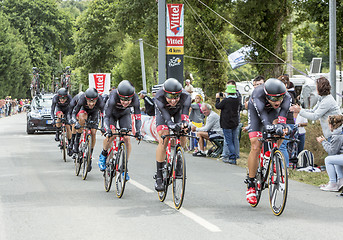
51, 96, 57, 120
72, 100, 83, 123
181, 92, 191, 123
155, 96, 173, 123
103, 93, 115, 131
252, 96, 272, 127
132, 94, 142, 132
278, 93, 291, 124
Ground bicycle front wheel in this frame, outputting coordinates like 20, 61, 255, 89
115, 142, 127, 198
104, 152, 115, 192
268, 149, 288, 216
172, 146, 186, 210
61, 126, 67, 162
157, 160, 169, 202
82, 135, 92, 180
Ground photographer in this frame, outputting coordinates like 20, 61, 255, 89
215, 80, 240, 164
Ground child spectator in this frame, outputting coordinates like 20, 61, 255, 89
316, 115, 343, 191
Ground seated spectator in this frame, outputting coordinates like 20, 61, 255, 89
316, 115, 343, 191
191, 103, 223, 157
184, 79, 194, 94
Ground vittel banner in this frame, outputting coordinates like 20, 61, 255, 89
88, 73, 111, 95
166, 4, 184, 85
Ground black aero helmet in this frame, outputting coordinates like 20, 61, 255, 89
117, 80, 135, 101
85, 87, 99, 101
264, 78, 287, 102
57, 88, 68, 99
163, 78, 182, 99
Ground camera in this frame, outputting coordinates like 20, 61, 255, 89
219, 92, 224, 97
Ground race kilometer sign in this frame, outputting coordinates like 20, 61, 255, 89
88, 73, 111, 95
166, 4, 184, 85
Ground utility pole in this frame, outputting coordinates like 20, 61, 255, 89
158, 0, 166, 84
139, 39, 147, 91
329, 0, 336, 99
286, 33, 293, 77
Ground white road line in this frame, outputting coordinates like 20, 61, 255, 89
128, 179, 154, 193
129, 179, 221, 232
165, 201, 221, 232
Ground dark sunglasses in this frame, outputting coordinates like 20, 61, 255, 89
59, 96, 67, 100
86, 97, 98, 102
119, 96, 133, 102
266, 94, 284, 102
165, 93, 180, 99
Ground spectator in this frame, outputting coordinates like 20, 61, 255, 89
316, 115, 343, 192
290, 77, 341, 139
294, 106, 308, 154
278, 74, 295, 167
192, 103, 223, 157
215, 81, 240, 164
139, 90, 155, 116
184, 79, 194, 94
189, 94, 205, 152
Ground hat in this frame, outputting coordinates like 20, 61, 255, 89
138, 90, 147, 95
185, 79, 190, 83
225, 85, 236, 94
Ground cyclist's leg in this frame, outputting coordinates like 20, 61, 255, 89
73, 110, 87, 153
118, 112, 132, 159
55, 108, 63, 141
155, 110, 170, 191
98, 116, 116, 171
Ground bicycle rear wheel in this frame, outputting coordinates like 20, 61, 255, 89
268, 149, 288, 216
172, 146, 186, 210
157, 160, 169, 202
115, 142, 127, 198
82, 135, 91, 180
61, 126, 67, 162
104, 152, 115, 192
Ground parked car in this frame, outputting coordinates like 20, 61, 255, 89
26, 93, 55, 134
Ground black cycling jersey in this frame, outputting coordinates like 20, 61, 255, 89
154, 88, 191, 129
51, 94, 72, 120
72, 93, 105, 124
248, 84, 291, 138
103, 89, 141, 133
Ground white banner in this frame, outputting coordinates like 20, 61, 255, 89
88, 73, 111, 95
228, 46, 253, 69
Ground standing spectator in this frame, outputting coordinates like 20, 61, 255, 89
278, 74, 295, 167
139, 90, 155, 116
316, 115, 343, 191
192, 103, 223, 157
290, 77, 341, 139
215, 81, 240, 164
184, 79, 194, 94
189, 94, 204, 151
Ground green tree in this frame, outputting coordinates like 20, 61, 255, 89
2, 0, 74, 91
0, 12, 31, 98
230, 0, 293, 78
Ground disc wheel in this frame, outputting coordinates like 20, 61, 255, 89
157, 160, 169, 202
268, 150, 288, 216
115, 142, 127, 198
61, 126, 67, 162
172, 146, 186, 210
104, 151, 115, 192
82, 135, 92, 180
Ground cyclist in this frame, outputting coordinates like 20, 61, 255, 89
51, 88, 72, 145
67, 91, 84, 156
246, 78, 291, 205
98, 80, 142, 179
154, 78, 191, 191
72, 87, 105, 171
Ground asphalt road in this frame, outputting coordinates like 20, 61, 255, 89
1, 113, 343, 240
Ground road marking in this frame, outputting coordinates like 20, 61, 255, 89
129, 179, 154, 193
165, 201, 221, 232
129, 179, 221, 232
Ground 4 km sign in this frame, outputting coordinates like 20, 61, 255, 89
166, 4, 184, 84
